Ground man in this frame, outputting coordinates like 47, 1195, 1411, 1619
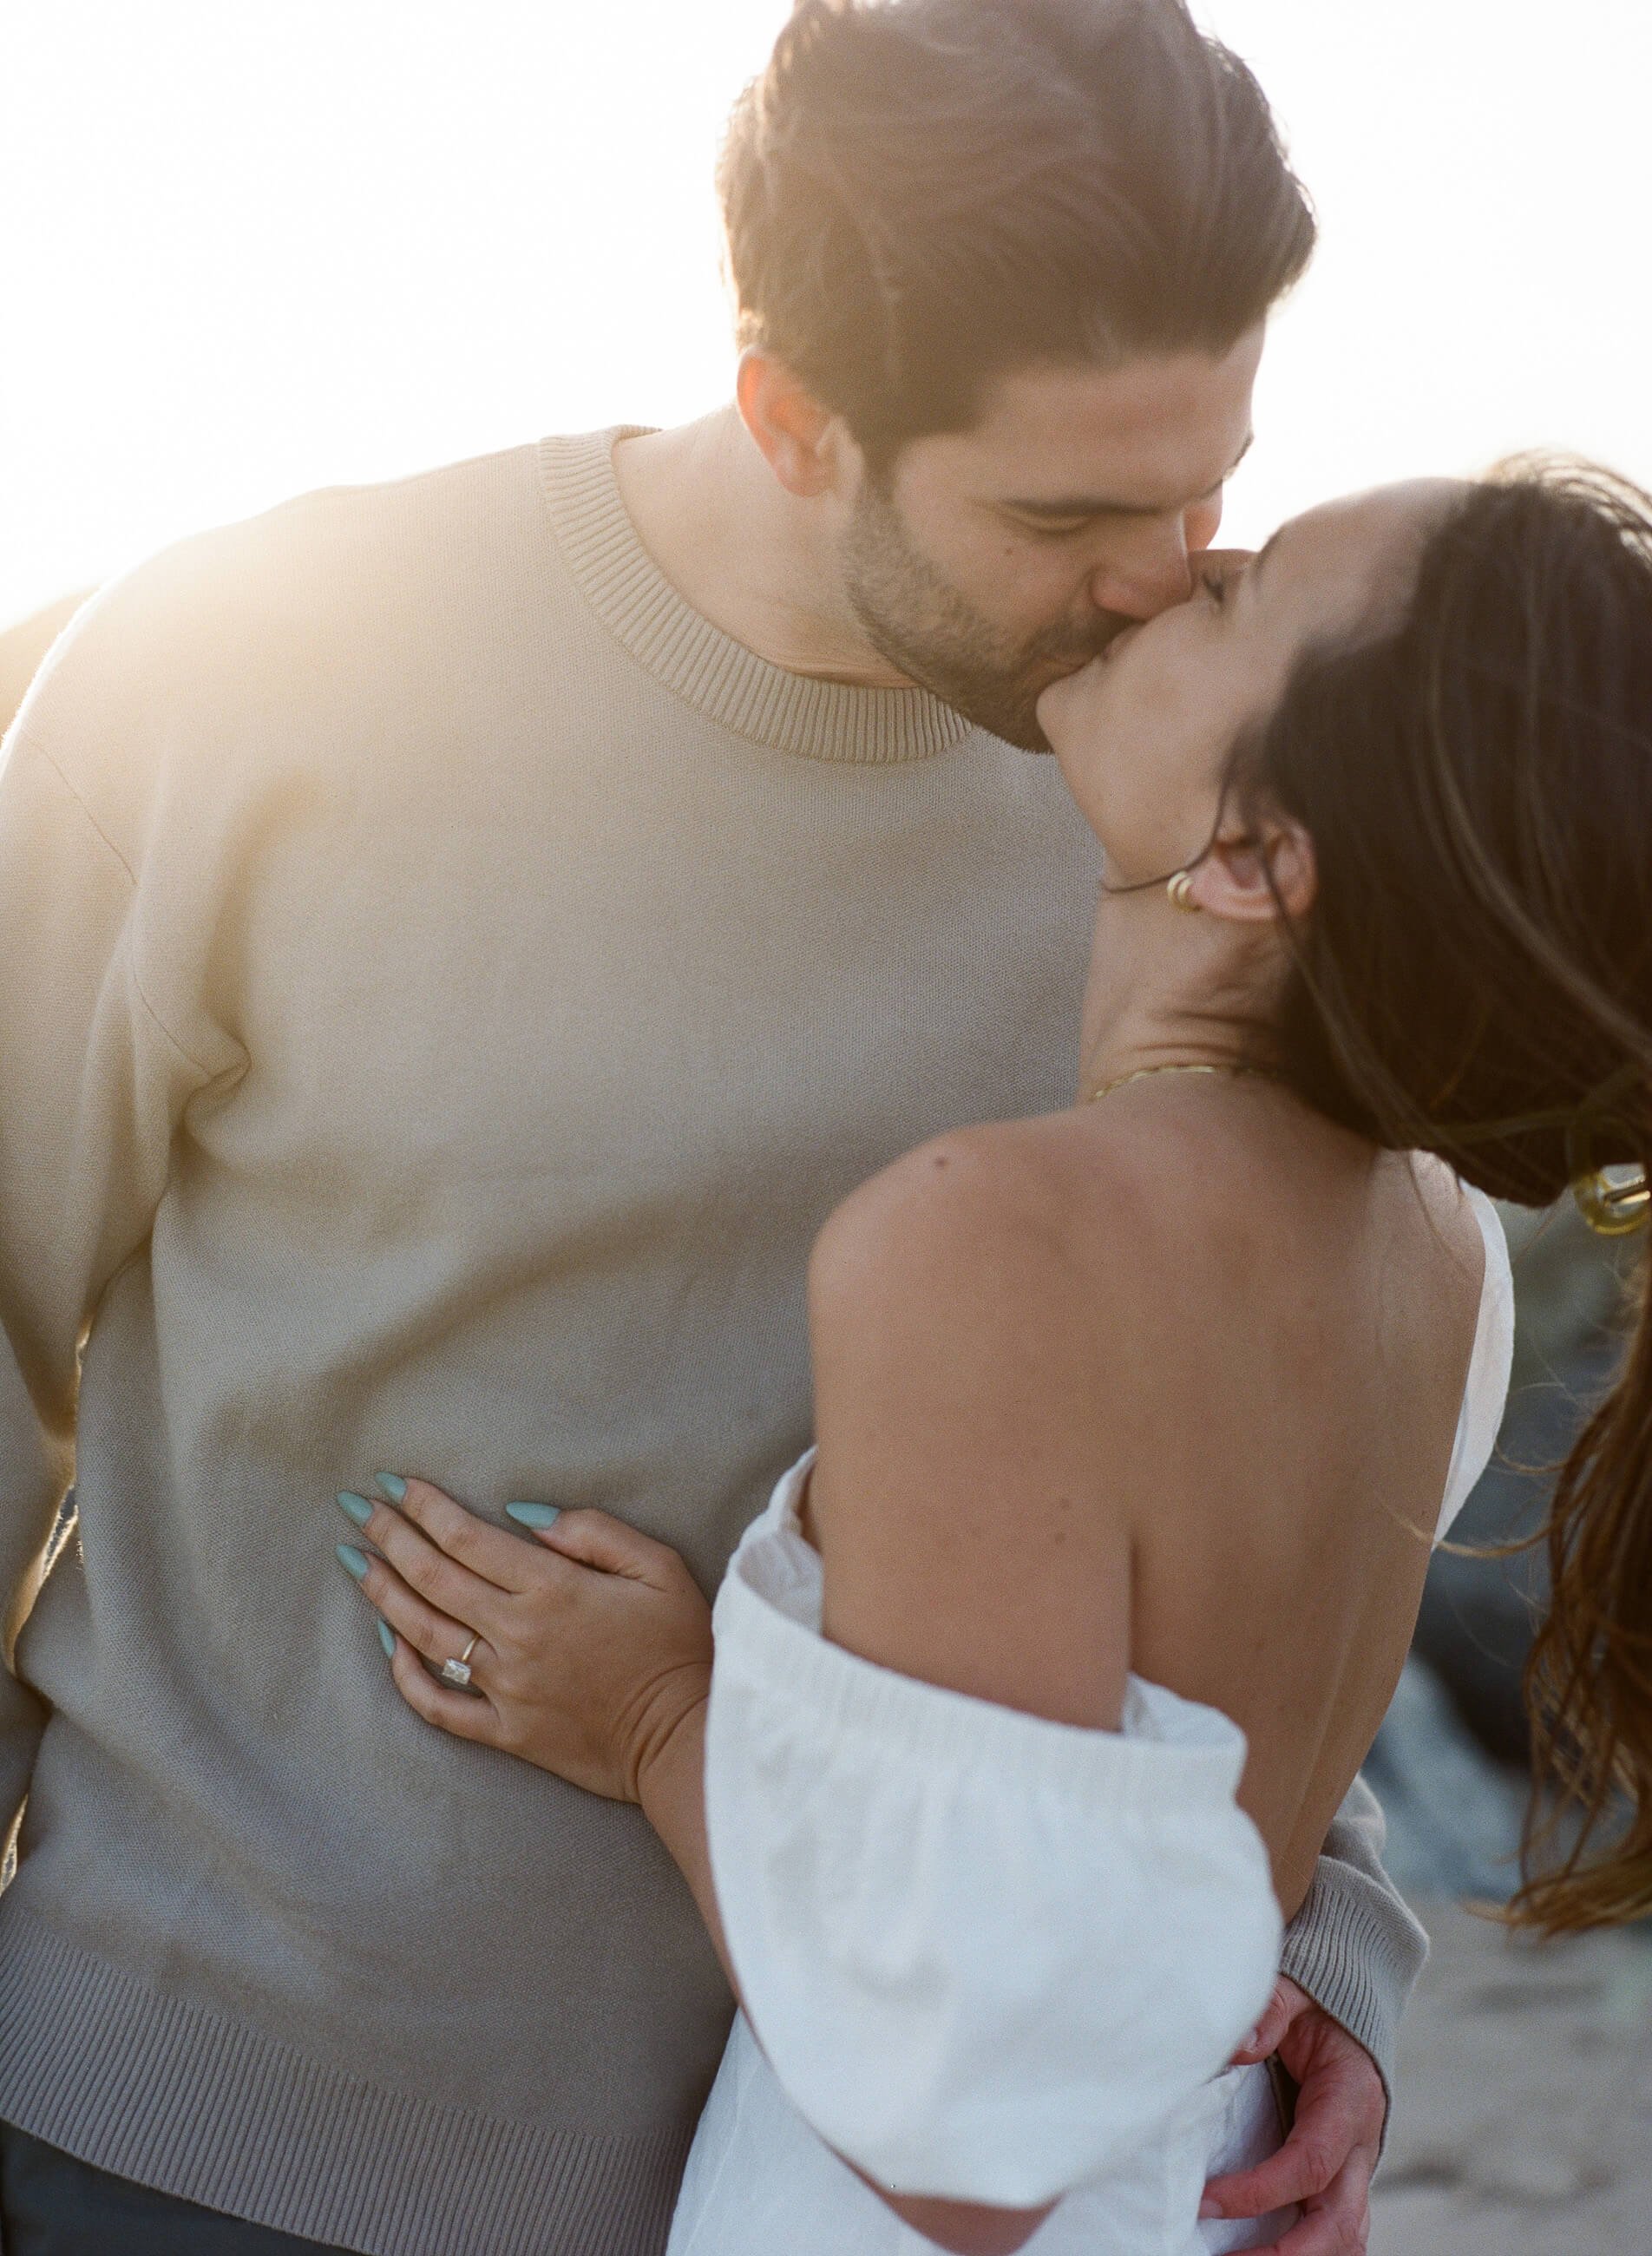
0, 2, 1414, 2249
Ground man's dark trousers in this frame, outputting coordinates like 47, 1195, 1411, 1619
0, 2125, 356, 2254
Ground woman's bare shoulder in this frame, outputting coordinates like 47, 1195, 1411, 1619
808, 1090, 1457, 1427
806, 1114, 1139, 1727
810, 1107, 1171, 1309
801, 1095, 1400, 1731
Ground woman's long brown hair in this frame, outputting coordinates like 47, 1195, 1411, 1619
1227, 460, 1652, 1932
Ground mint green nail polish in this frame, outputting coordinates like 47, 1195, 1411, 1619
506, 1501, 560, 1531
375, 1473, 408, 1502
377, 1619, 397, 1659
337, 1491, 372, 1528
337, 1544, 370, 1582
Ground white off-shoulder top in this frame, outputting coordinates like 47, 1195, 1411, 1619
699, 1186, 1515, 2218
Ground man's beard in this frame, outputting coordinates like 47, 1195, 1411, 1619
842, 476, 1130, 751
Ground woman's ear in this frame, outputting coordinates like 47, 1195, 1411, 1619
1189, 817, 1317, 924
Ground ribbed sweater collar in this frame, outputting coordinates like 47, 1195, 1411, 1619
539, 429, 978, 765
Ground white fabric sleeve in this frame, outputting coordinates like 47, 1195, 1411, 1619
705, 1552, 1284, 2208
1436, 1187, 1516, 1543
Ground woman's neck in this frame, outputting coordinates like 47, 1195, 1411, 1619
1075, 890, 1286, 1105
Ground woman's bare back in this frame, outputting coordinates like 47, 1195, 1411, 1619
806, 1079, 1488, 1922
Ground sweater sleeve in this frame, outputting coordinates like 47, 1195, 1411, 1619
1279, 1774, 1426, 2134
0, 711, 234, 1838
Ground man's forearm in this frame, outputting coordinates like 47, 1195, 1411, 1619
0, 692, 231, 1877
1281, 1773, 1426, 2126
0, 1312, 73, 1845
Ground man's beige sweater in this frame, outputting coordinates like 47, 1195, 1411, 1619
0, 432, 1423, 2254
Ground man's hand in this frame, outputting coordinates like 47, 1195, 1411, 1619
1199, 1977, 1381, 2255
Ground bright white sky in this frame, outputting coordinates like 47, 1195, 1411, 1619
2, 0, 1649, 626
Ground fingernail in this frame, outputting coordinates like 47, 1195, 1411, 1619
336, 1544, 370, 1583
337, 1491, 373, 1528
1198, 2200, 1223, 2221
506, 1501, 560, 1530
375, 1473, 408, 1502
377, 1619, 397, 1659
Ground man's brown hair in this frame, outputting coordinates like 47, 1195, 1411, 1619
718, 0, 1316, 463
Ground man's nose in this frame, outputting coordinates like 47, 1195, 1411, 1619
1085, 520, 1196, 623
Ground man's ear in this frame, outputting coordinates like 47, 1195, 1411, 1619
736, 351, 852, 500
1188, 818, 1317, 924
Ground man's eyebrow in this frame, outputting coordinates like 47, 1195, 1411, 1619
1002, 430, 1255, 522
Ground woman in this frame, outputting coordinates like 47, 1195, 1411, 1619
332, 460, 1652, 2253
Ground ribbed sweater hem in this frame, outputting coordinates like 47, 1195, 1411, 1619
0, 1907, 692, 2255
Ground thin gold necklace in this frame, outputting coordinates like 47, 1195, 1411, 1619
1086, 1060, 1284, 1105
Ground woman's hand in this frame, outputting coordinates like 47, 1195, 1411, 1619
335, 1476, 713, 1803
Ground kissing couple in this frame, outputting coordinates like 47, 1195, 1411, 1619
1, 3, 1648, 2254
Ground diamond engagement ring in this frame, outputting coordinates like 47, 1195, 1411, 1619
440, 1634, 481, 1689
